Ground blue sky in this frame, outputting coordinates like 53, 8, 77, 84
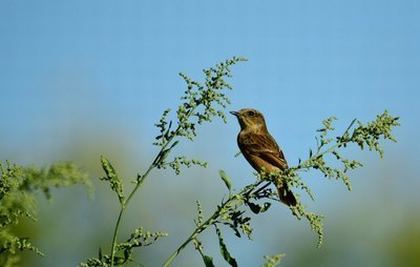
1, 1, 419, 151
1, 1, 419, 160
1, 1, 419, 266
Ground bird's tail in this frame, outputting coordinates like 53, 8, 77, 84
277, 182, 297, 207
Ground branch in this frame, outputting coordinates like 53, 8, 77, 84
80, 56, 247, 267
162, 111, 399, 266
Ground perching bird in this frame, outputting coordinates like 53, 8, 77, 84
230, 108, 297, 207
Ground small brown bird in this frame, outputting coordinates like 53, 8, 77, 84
230, 108, 297, 207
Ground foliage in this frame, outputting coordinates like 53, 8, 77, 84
0, 161, 91, 267
161, 110, 398, 265
153, 56, 247, 173
81, 57, 247, 267
79, 227, 168, 267
80, 57, 399, 267
1, 57, 399, 267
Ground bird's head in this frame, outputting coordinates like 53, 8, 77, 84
230, 108, 267, 131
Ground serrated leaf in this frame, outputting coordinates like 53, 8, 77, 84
219, 170, 232, 191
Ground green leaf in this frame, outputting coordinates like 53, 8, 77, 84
215, 226, 238, 267
219, 170, 232, 191
202, 255, 216, 267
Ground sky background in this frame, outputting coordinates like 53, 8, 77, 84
1, 1, 419, 267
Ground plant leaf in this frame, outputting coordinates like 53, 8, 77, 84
219, 170, 232, 191
202, 255, 215, 267
215, 225, 238, 267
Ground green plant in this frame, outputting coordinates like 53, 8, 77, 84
0, 57, 399, 267
161, 112, 399, 267
0, 161, 91, 267
79, 57, 399, 267
80, 57, 248, 267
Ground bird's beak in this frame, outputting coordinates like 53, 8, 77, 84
229, 111, 240, 117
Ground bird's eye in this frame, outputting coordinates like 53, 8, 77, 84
247, 111, 256, 117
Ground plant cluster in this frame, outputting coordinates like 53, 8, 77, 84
80, 57, 248, 267
0, 57, 399, 267
0, 161, 91, 267
81, 57, 398, 267
162, 110, 399, 266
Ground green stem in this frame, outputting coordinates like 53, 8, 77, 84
127, 164, 154, 205
106, 60, 244, 266
109, 162, 163, 266
109, 123, 185, 266
162, 180, 263, 267
108, 101, 203, 266
109, 165, 155, 266
292, 119, 357, 172
162, 210, 219, 267
109, 207, 125, 265
162, 228, 202, 267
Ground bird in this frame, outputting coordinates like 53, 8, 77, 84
230, 108, 297, 207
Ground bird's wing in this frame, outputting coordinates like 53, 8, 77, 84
239, 132, 288, 170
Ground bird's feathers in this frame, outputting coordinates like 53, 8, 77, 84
232, 108, 297, 207
238, 132, 288, 171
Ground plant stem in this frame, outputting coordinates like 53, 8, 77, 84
87, 58, 247, 267
292, 120, 357, 172
109, 162, 163, 266
109, 123, 185, 266
162, 129, 355, 266
162, 180, 263, 267
162, 208, 219, 267
162, 226, 203, 267
109, 207, 125, 265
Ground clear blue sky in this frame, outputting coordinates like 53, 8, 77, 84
1, 1, 419, 159
1, 1, 419, 267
